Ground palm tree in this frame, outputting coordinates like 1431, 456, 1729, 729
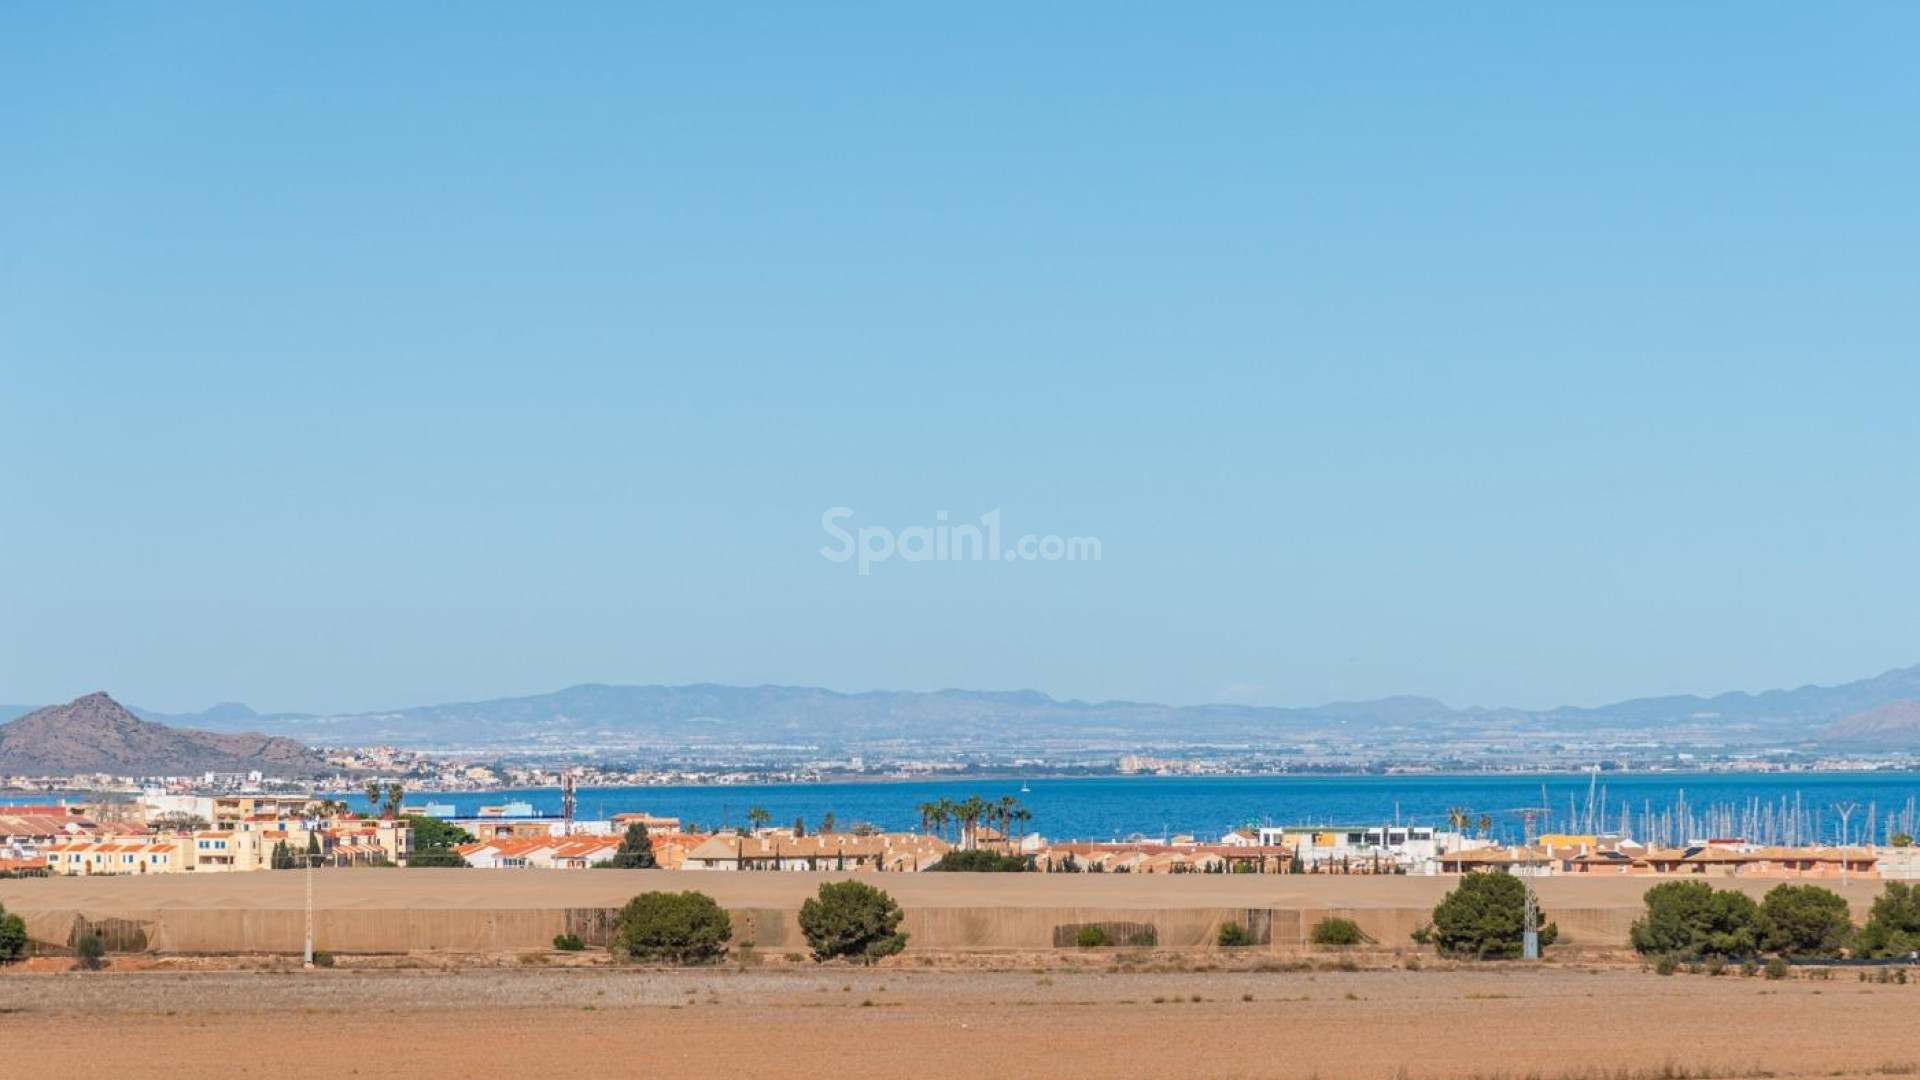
996, 796, 1020, 850
1014, 806, 1032, 849
746, 806, 771, 833
1476, 813, 1493, 840
957, 796, 988, 851
382, 782, 405, 820
363, 780, 384, 819
935, 799, 958, 845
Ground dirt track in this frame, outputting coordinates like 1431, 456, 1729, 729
4, 964, 1915, 1080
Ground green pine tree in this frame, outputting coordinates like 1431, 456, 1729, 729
612, 823, 658, 869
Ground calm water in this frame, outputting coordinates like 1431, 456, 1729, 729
326, 772, 1920, 844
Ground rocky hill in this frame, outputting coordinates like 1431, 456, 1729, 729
0, 692, 333, 778
1820, 699, 1920, 748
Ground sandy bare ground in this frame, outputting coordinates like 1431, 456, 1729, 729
4, 964, 1915, 1080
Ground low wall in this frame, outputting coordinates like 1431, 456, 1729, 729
0, 870, 1890, 956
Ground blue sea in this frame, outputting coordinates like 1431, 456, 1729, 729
12, 773, 1920, 844
339, 772, 1920, 845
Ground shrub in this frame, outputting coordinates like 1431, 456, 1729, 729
1756, 884, 1853, 958
1703, 956, 1728, 977
1629, 881, 1759, 960
311, 950, 335, 968
0, 902, 26, 962
1854, 882, 1920, 959
1076, 925, 1111, 948
1311, 917, 1363, 947
1428, 873, 1557, 959
1217, 922, 1252, 948
74, 933, 106, 971
1127, 928, 1158, 947
1891, 832, 1915, 849
553, 933, 586, 952
798, 881, 907, 964
1763, 957, 1790, 980
610, 891, 732, 964
1653, 954, 1679, 976
926, 850, 1033, 872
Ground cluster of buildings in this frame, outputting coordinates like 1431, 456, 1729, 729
447, 812, 953, 872
1439, 834, 1920, 880
11, 791, 1920, 883
4, 796, 411, 876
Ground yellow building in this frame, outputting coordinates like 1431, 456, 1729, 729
47, 818, 411, 874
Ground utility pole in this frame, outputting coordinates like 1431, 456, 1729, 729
303, 818, 316, 969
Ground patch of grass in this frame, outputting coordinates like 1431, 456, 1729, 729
1455, 1063, 1779, 1080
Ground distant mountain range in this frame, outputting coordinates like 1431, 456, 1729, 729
6, 664, 1920, 756
0, 692, 335, 777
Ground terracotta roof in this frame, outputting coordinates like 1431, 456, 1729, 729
685, 832, 949, 862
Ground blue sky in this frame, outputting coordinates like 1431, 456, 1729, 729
3, 6, 1918, 715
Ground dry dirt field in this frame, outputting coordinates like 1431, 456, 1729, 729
4, 961, 1917, 1080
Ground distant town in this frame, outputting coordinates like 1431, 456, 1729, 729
7, 739, 1920, 808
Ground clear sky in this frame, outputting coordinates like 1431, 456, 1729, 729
4, 6, 1918, 716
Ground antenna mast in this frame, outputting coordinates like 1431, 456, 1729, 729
1502, 806, 1552, 960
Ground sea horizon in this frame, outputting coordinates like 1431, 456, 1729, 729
336, 770, 1920, 846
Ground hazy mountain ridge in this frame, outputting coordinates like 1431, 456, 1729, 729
45, 663, 1918, 751
9, 665, 1920, 757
